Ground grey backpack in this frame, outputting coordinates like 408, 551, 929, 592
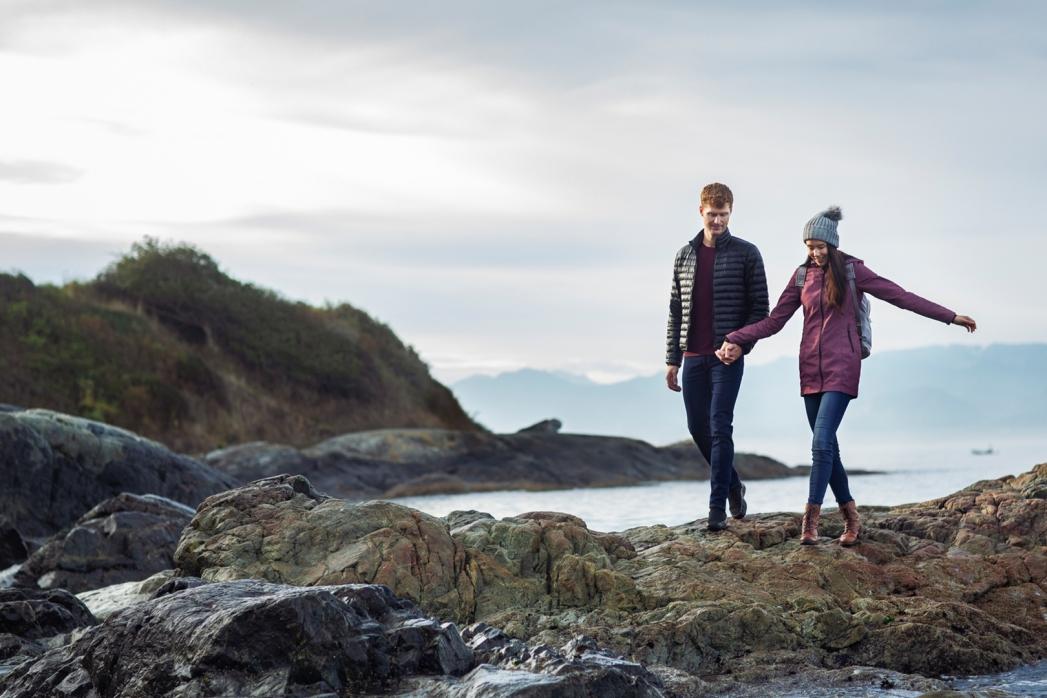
794, 262, 872, 359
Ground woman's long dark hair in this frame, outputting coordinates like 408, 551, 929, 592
804, 244, 851, 308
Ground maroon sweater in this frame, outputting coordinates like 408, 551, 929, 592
727, 259, 955, 397
685, 242, 716, 355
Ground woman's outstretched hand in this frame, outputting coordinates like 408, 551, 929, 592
952, 315, 977, 333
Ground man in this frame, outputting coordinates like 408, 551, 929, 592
665, 183, 768, 531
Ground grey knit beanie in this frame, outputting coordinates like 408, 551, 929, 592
802, 206, 843, 247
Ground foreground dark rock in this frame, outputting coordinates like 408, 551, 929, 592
0, 409, 236, 540
0, 579, 663, 697
173, 463, 1047, 686
14, 493, 195, 593
204, 427, 796, 500
0, 518, 29, 569
0, 588, 97, 667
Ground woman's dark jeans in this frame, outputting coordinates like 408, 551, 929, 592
682, 355, 744, 510
803, 390, 854, 506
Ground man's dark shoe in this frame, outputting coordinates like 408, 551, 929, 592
728, 484, 747, 519
707, 507, 728, 532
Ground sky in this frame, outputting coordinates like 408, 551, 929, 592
2, 1, 1045, 384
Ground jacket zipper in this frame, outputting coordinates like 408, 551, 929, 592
847, 326, 855, 354
817, 272, 824, 389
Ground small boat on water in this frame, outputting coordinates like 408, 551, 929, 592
971, 446, 995, 456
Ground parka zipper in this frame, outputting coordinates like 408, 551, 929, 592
817, 272, 825, 389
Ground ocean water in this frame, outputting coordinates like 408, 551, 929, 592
389, 435, 1045, 532
950, 659, 1047, 696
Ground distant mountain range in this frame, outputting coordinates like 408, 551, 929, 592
451, 344, 1047, 446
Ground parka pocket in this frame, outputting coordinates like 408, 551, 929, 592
847, 327, 856, 354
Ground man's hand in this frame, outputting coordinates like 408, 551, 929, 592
716, 341, 742, 365
665, 365, 682, 392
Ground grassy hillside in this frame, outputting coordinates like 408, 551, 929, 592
0, 239, 478, 452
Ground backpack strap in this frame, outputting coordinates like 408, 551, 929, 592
845, 263, 863, 341
794, 265, 807, 287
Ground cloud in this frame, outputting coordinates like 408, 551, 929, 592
0, 160, 83, 184
0, 1, 1044, 382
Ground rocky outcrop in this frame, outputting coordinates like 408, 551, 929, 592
518, 418, 563, 434
0, 410, 236, 540
175, 475, 642, 625
172, 463, 1047, 682
14, 494, 194, 593
658, 441, 800, 479
204, 428, 798, 500
0, 579, 663, 697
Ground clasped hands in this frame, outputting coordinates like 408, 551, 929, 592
715, 341, 742, 365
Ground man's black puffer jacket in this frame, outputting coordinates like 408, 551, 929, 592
665, 230, 769, 366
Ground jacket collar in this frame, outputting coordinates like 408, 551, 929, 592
690, 228, 732, 251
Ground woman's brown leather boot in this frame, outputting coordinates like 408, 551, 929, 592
801, 503, 821, 545
839, 500, 860, 547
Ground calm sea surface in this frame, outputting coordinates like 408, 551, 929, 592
389, 435, 1045, 532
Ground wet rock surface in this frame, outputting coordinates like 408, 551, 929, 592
173, 463, 1047, 684
0, 579, 662, 697
14, 493, 195, 593
0, 409, 236, 540
76, 570, 176, 620
203, 427, 798, 500
0, 587, 97, 669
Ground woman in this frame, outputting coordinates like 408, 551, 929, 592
717, 206, 976, 546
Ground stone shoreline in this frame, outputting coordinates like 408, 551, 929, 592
1, 408, 1042, 696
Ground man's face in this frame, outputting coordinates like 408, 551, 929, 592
699, 203, 731, 239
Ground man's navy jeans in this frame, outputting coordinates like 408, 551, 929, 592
803, 390, 854, 506
681, 354, 744, 510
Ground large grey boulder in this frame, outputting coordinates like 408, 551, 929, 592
15, 493, 195, 593
0, 409, 237, 540
0, 579, 663, 697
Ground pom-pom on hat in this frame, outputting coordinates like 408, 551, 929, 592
803, 206, 843, 247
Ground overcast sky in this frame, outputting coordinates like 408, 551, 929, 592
2, 1, 1045, 383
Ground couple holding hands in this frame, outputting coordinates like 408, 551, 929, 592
665, 183, 976, 545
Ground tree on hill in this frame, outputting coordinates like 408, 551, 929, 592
0, 238, 477, 452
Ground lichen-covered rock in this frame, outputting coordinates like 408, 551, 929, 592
15, 493, 194, 593
0, 409, 236, 539
453, 511, 642, 619
171, 463, 1047, 684
174, 474, 474, 622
